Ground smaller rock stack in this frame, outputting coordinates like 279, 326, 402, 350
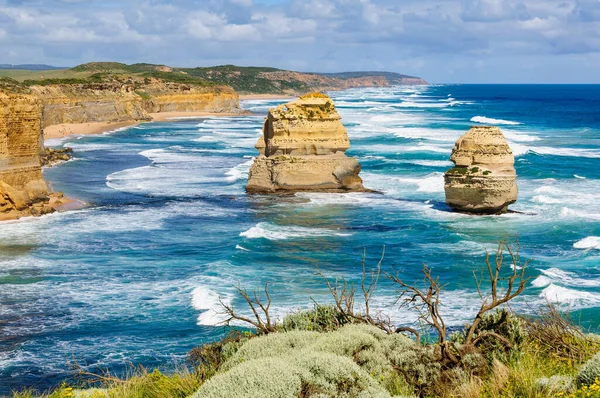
246, 93, 366, 193
444, 126, 518, 214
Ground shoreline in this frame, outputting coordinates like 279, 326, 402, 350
240, 94, 295, 100
43, 111, 252, 141
43, 120, 141, 140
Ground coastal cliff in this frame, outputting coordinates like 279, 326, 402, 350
0, 72, 242, 221
30, 81, 240, 129
0, 90, 66, 221
247, 93, 366, 193
444, 126, 518, 214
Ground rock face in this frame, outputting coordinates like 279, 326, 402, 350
444, 126, 518, 214
29, 83, 240, 128
0, 91, 66, 220
247, 93, 366, 193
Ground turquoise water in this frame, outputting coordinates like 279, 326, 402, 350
1, 84, 600, 393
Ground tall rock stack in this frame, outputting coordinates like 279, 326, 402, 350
246, 93, 366, 193
0, 90, 65, 220
444, 126, 518, 214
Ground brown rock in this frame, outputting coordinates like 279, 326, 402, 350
247, 93, 366, 193
444, 126, 518, 214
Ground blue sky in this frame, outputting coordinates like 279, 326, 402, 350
1, 0, 599, 83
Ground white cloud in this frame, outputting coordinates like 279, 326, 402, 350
0, 0, 598, 82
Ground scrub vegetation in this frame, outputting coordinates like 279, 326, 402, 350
8, 240, 600, 398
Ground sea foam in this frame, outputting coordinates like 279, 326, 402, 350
574, 236, 600, 250
240, 222, 352, 240
470, 116, 521, 125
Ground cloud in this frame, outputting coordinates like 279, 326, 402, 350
0, 0, 598, 82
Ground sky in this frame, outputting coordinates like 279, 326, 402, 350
0, 0, 599, 83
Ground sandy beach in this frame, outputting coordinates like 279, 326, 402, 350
43, 112, 251, 140
240, 94, 295, 100
43, 121, 141, 140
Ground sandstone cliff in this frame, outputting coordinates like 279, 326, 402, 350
247, 93, 366, 193
0, 76, 241, 221
29, 82, 240, 129
0, 90, 66, 221
444, 126, 518, 214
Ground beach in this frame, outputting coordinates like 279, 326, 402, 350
43, 112, 251, 140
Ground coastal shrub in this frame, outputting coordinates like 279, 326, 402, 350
578, 352, 600, 386
192, 352, 391, 398
216, 324, 435, 396
452, 309, 526, 361
536, 375, 576, 395
279, 305, 351, 333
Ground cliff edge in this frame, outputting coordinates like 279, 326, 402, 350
0, 90, 67, 221
247, 93, 366, 193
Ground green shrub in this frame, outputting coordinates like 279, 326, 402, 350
578, 352, 600, 386
206, 324, 433, 397
279, 305, 349, 333
452, 309, 527, 361
192, 352, 391, 398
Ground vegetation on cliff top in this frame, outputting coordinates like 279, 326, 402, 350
0, 62, 427, 94
9, 241, 600, 398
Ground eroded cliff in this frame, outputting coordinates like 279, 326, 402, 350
0, 90, 66, 221
444, 126, 518, 214
30, 81, 240, 129
247, 93, 366, 193
0, 76, 242, 221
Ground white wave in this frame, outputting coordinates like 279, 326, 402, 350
394, 101, 449, 108
393, 127, 462, 142
529, 147, 600, 159
574, 175, 586, 179
192, 286, 230, 326
225, 159, 254, 183
502, 130, 540, 142
560, 208, 600, 221
509, 142, 529, 157
408, 160, 454, 167
541, 284, 600, 305
531, 275, 552, 288
235, 244, 250, 251
574, 236, 600, 250
397, 172, 445, 193
240, 222, 352, 240
404, 144, 450, 154
471, 116, 521, 125
532, 195, 563, 204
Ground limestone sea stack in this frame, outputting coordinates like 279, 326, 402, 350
444, 126, 518, 214
0, 90, 67, 221
246, 93, 366, 193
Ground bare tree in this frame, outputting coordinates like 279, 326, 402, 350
465, 239, 531, 346
389, 264, 456, 363
388, 239, 530, 365
314, 247, 422, 339
218, 282, 276, 334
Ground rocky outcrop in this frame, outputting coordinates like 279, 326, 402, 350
41, 147, 73, 166
29, 82, 240, 130
444, 126, 518, 214
247, 93, 366, 193
0, 91, 67, 221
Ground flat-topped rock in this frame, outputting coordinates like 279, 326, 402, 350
247, 93, 366, 193
444, 126, 518, 214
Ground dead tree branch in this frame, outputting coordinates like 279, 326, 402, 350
218, 282, 277, 334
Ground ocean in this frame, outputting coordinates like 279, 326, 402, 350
1, 84, 599, 393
